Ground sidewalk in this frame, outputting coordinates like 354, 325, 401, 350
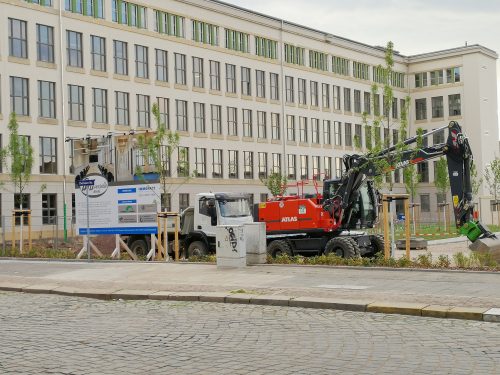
0, 259, 499, 322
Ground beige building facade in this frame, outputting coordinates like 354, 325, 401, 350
0, 0, 498, 233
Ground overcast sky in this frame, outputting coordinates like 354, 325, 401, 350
222, 0, 500, 131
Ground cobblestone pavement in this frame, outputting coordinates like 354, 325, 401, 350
1, 292, 499, 374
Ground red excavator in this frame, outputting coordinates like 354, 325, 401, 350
258, 121, 500, 258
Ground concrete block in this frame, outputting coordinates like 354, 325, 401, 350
225, 293, 254, 304
216, 256, 246, 268
483, 308, 500, 323
446, 306, 489, 321
246, 253, 267, 265
198, 292, 230, 303
290, 297, 369, 312
367, 302, 428, 316
396, 237, 428, 250
469, 238, 500, 261
421, 305, 453, 318
249, 295, 292, 307
111, 290, 153, 300
167, 292, 200, 302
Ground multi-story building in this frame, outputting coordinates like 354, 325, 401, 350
0, 0, 497, 235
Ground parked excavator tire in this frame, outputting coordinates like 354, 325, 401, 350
344, 237, 362, 257
369, 234, 385, 257
267, 240, 293, 258
324, 237, 357, 258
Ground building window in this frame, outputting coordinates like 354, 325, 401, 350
112, 1, 147, 29
243, 151, 254, 179
298, 79, 307, 105
39, 137, 57, 174
446, 67, 461, 83
256, 70, 265, 98
210, 60, 220, 91
270, 73, 279, 100
192, 57, 204, 88
309, 119, 319, 145
284, 44, 305, 65
227, 107, 238, 136
415, 98, 427, 120
258, 152, 268, 179
334, 121, 342, 146
135, 45, 148, 78
363, 92, 371, 114
287, 115, 295, 141
38, 80, 56, 119
92, 88, 108, 124
257, 111, 267, 139
194, 102, 205, 133
174, 53, 186, 85
324, 156, 332, 179
420, 194, 430, 212
430, 70, 443, 85
343, 88, 351, 112
285, 76, 294, 103
431, 96, 444, 118
448, 94, 461, 116
345, 123, 352, 147
157, 97, 169, 129
323, 120, 331, 145
155, 49, 168, 82
255, 36, 277, 59
137, 94, 150, 128
14, 194, 30, 225
176, 100, 188, 131
154, 10, 183, 36
91, 35, 106, 72
228, 150, 238, 178
309, 50, 327, 71
271, 113, 280, 140
67, 30, 83, 67
310, 81, 319, 107
66, 0, 103, 18
299, 117, 308, 143
433, 129, 445, 145
194, 148, 206, 177
272, 153, 281, 174
417, 162, 429, 183
192, 20, 218, 45
211, 104, 222, 134
300, 155, 308, 180
212, 149, 223, 178
68, 85, 85, 121
392, 98, 398, 119
161, 193, 171, 212
179, 193, 189, 211
331, 86, 340, 111
287, 154, 296, 180
26, 0, 53, 6
312, 156, 320, 180
115, 91, 129, 125
177, 146, 189, 177
332, 56, 350, 76
114, 40, 128, 75
322, 83, 330, 109
355, 124, 362, 148
225, 29, 249, 53
374, 94, 380, 116
354, 90, 361, 114
415, 72, 427, 88
226, 64, 236, 93
36, 24, 54, 63
242, 109, 252, 138
353, 61, 369, 80
335, 158, 343, 178
9, 18, 28, 59
241, 67, 251, 96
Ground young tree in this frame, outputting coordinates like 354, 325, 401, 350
434, 157, 450, 202
135, 103, 180, 211
260, 172, 287, 197
1, 113, 34, 252
484, 158, 500, 203
470, 162, 483, 198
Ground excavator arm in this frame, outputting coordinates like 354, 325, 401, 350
326, 121, 496, 244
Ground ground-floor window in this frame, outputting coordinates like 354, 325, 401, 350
42, 193, 57, 224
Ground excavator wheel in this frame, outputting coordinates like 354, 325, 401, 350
344, 237, 362, 257
324, 237, 357, 258
267, 240, 293, 258
369, 235, 385, 257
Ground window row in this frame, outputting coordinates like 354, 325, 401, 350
415, 94, 462, 120
414, 67, 461, 88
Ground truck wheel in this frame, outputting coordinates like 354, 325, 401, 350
345, 237, 361, 257
187, 241, 208, 258
129, 239, 148, 257
369, 235, 385, 257
324, 237, 357, 258
267, 240, 292, 258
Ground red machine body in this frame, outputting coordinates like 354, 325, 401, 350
258, 196, 338, 235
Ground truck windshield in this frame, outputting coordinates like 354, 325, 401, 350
218, 198, 251, 218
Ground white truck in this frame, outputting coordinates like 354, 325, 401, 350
125, 192, 254, 258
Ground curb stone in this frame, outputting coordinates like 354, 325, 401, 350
1, 285, 498, 323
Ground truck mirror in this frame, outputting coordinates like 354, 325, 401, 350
208, 199, 215, 207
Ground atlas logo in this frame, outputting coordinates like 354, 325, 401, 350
281, 217, 298, 223
394, 160, 410, 169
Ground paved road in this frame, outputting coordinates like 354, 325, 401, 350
0, 292, 499, 374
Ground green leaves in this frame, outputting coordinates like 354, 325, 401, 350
260, 172, 287, 197
484, 158, 500, 200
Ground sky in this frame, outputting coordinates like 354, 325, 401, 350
222, 0, 500, 132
